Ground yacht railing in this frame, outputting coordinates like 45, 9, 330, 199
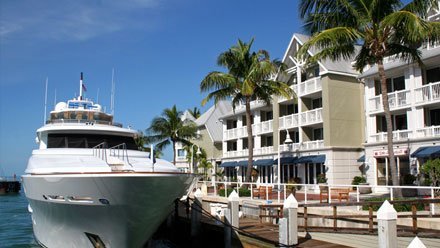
46, 119, 123, 127
92, 142, 132, 167
92, 142, 107, 162
108, 143, 132, 166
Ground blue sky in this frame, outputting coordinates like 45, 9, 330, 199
0, 0, 303, 176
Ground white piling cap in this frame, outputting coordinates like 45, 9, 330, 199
283, 194, 298, 209
228, 190, 239, 201
407, 236, 426, 248
377, 200, 397, 220
194, 188, 203, 197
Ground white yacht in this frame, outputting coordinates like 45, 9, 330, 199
22, 74, 195, 248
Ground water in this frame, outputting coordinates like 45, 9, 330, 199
0, 193, 38, 248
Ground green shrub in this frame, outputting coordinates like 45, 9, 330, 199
403, 174, 416, 185
352, 176, 367, 189
218, 188, 251, 197
361, 197, 424, 212
288, 177, 302, 190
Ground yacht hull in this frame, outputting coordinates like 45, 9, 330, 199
23, 173, 194, 248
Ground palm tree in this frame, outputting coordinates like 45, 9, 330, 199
146, 105, 198, 165
200, 38, 294, 182
135, 133, 165, 158
298, 0, 440, 196
188, 107, 201, 119
184, 144, 206, 173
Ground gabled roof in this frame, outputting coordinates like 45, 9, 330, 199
282, 33, 360, 77
195, 100, 232, 142
180, 110, 196, 122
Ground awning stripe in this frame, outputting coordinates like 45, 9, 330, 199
220, 161, 238, 167
411, 146, 440, 158
254, 159, 274, 166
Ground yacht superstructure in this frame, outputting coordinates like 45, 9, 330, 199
23, 74, 195, 247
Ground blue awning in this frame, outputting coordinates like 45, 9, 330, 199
254, 159, 274, 166
357, 155, 365, 162
296, 155, 326, 164
274, 157, 298, 165
220, 161, 238, 167
237, 160, 254, 167
411, 146, 440, 158
310, 155, 326, 163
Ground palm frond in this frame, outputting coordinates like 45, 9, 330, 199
403, 0, 439, 19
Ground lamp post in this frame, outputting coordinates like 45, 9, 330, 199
190, 144, 202, 174
278, 129, 293, 202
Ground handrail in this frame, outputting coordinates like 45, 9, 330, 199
198, 180, 440, 215
92, 142, 107, 162
108, 143, 132, 167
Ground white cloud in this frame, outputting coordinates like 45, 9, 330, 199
0, 0, 163, 42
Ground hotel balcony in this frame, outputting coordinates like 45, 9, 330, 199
414, 81, 440, 105
254, 146, 274, 156
302, 140, 324, 150
223, 149, 248, 158
294, 77, 322, 97
300, 108, 323, 126
415, 125, 440, 139
368, 89, 411, 113
279, 77, 322, 102
368, 130, 412, 143
279, 113, 299, 129
223, 146, 275, 158
223, 126, 247, 141
235, 99, 266, 112
252, 120, 273, 135
279, 143, 301, 152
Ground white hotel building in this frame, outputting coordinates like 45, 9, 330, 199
360, 6, 440, 187
219, 33, 365, 186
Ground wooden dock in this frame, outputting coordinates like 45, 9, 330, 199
174, 195, 440, 248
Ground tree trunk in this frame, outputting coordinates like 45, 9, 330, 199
378, 60, 402, 197
245, 97, 254, 183
172, 141, 176, 166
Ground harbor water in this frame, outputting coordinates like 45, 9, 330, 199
0, 193, 225, 248
0, 193, 38, 248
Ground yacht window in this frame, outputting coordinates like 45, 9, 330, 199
47, 133, 138, 150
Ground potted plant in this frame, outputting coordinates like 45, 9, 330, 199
317, 173, 328, 190
352, 176, 371, 194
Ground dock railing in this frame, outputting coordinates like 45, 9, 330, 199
198, 180, 440, 214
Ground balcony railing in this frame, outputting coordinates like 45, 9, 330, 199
300, 108, 323, 126
223, 146, 276, 158
279, 143, 301, 152
414, 81, 440, 105
297, 77, 322, 96
416, 125, 440, 139
223, 126, 247, 140
368, 89, 411, 113
302, 140, 324, 150
369, 130, 412, 143
279, 113, 299, 129
254, 146, 274, 155
252, 120, 273, 135
235, 100, 266, 111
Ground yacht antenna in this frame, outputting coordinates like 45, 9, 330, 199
96, 88, 100, 104
110, 68, 115, 115
43, 77, 48, 124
